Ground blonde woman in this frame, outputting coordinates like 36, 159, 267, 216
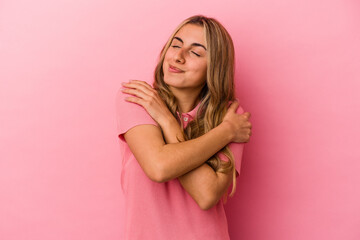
116, 15, 252, 239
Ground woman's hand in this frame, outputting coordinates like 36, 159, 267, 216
222, 101, 252, 143
121, 80, 175, 127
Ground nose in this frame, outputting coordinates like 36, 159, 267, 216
174, 49, 185, 64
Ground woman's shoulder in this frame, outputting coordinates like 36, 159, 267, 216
115, 86, 126, 104
115, 86, 158, 137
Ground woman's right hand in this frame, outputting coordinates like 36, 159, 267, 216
222, 101, 252, 143
121, 80, 175, 128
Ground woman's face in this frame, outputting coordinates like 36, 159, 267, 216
162, 24, 207, 92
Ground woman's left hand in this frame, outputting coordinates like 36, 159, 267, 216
121, 80, 175, 127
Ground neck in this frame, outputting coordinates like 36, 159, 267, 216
170, 86, 203, 113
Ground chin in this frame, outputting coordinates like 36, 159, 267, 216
164, 76, 180, 88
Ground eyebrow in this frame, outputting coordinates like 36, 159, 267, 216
173, 37, 207, 51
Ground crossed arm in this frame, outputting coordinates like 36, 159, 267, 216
125, 119, 235, 210
121, 80, 252, 210
159, 116, 236, 210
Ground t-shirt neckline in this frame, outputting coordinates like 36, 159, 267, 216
176, 102, 201, 119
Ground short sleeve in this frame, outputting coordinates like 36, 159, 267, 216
217, 103, 246, 177
115, 87, 158, 141
218, 142, 244, 178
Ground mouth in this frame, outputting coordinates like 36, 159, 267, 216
168, 64, 184, 73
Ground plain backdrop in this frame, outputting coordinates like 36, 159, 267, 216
1, 0, 359, 239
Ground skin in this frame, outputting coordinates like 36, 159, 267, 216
162, 24, 208, 113
121, 24, 252, 210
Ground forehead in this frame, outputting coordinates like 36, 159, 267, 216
173, 24, 206, 47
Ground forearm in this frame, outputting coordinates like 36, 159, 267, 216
178, 164, 230, 210
160, 117, 186, 143
157, 117, 233, 182
159, 116, 228, 209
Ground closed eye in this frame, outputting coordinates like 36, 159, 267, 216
171, 45, 200, 57
192, 51, 200, 57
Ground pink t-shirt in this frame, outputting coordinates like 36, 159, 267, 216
115, 88, 245, 240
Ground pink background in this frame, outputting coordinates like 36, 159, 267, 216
1, 0, 359, 239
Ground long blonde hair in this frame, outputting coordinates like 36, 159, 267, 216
153, 15, 237, 200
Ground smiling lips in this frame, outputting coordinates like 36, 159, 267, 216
169, 64, 184, 73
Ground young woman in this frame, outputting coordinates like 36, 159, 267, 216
116, 15, 252, 240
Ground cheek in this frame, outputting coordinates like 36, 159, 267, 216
188, 65, 207, 85
162, 56, 170, 71
196, 62, 207, 79
162, 52, 173, 69
164, 49, 174, 61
